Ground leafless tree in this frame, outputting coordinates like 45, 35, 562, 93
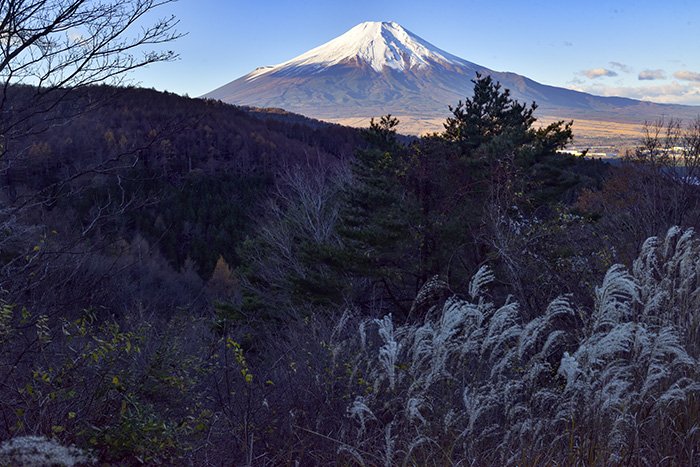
0, 0, 181, 158
626, 118, 700, 234
240, 161, 351, 318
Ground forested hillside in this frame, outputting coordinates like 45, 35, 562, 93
1, 76, 699, 465
3, 84, 364, 277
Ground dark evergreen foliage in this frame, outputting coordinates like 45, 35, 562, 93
331, 75, 602, 318
443, 73, 537, 157
335, 115, 419, 312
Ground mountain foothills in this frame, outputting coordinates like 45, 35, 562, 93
206, 21, 700, 134
1, 86, 364, 278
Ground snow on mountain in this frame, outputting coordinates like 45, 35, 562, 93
249, 21, 465, 78
204, 21, 487, 119
204, 21, 700, 133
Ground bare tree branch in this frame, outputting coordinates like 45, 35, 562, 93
0, 0, 182, 157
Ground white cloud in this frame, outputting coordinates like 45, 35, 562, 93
568, 80, 700, 105
674, 70, 700, 82
581, 68, 618, 79
638, 69, 667, 81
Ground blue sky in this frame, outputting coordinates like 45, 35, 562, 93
133, 0, 700, 105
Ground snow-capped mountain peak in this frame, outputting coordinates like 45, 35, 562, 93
206, 21, 700, 133
247, 21, 465, 80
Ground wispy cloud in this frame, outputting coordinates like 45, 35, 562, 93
581, 68, 618, 79
674, 70, 700, 82
638, 69, 667, 81
609, 61, 632, 73
568, 81, 700, 105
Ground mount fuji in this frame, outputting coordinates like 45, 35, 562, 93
205, 21, 699, 134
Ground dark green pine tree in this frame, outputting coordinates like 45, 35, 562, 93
335, 80, 585, 317
337, 115, 420, 313
442, 73, 577, 208
443, 73, 537, 158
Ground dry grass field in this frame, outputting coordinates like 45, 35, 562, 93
325, 114, 648, 151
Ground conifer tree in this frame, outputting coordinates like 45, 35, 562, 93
442, 73, 576, 206
334, 79, 587, 317
338, 115, 420, 313
443, 73, 537, 158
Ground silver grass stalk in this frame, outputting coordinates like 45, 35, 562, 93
469, 265, 495, 300
375, 314, 399, 390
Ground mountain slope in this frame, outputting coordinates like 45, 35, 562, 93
205, 21, 700, 131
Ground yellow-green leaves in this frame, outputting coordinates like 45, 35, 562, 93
226, 337, 254, 384
0, 301, 13, 343
35, 315, 51, 344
